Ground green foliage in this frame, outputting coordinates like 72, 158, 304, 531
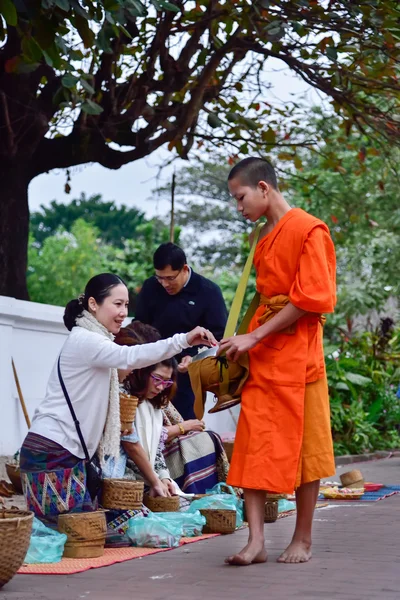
27, 215, 179, 313
326, 320, 400, 455
27, 219, 103, 305
287, 110, 400, 329
30, 193, 146, 248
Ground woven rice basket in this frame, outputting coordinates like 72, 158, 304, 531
0, 509, 33, 588
222, 441, 234, 463
264, 501, 278, 523
340, 470, 364, 490
58, 511, 107, 558
266, 493, 287, 501
119, 393, 139, 431
200, 509, 236, 534
101, 479, 144, 510
5, 463, 23, 494
143, 494, 180, 512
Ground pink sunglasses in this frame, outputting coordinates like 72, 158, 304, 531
150, 373, 174, 388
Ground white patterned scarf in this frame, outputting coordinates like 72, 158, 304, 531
76, 310, 121, 462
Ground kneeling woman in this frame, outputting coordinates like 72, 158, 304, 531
19, 274, 216, 524
114, 322, 229, 495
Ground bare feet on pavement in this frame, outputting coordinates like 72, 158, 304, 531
277, 540, 312, 564
225, 541, 268, 566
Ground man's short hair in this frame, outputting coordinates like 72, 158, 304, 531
153, 243, 187, 271
228, 157, 278, 190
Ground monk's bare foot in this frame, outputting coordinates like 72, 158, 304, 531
225, 541, 267, 566
277, 540, 312, 564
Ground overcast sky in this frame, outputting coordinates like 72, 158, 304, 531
29, 60, 322, 220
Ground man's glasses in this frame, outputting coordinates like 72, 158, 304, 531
154, 269, 182, 283
150, 373, 174, 388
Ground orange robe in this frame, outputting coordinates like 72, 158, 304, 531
226, 208, 336, 493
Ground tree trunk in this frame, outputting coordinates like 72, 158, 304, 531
0, 164, 30, 299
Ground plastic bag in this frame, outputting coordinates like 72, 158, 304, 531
24, 518, 67, 564
126, 514, 183, 548
278, 499, 296, 513
154, 511, 206, 537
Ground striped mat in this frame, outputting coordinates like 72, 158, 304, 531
17, 534, 219, 575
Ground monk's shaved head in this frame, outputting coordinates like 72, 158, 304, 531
228, 157, 278, 190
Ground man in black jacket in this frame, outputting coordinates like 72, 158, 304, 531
135, 243, 228, 419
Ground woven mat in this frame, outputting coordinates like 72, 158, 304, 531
276, 502, 328, 520
17, 534, 219, 575
319, 485, 400, 503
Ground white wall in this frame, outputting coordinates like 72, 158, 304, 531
0, 296, 68, 455
0, 296, 237, 456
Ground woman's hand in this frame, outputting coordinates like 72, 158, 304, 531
217, 332, 258, 362
186, 326, 217, 348
121, 427, 133, 437
177, 355, 193, 373
148, 481, 170, 498
183, 419, 205, 433
161, 478, 176, 496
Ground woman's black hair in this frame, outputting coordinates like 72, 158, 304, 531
63, 273, 127, 331
115, 321, 178, 408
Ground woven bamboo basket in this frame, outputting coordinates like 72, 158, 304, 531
200, 509, 236, 534
264, 501, 278, 523
266, 493, 287, 501
5, 463, 23, 494
0, 509, 33, 588
58, 511, 107, 558
340, 470, 364, 490
222, 441, 234, 463
101, 479, 144, 510
119, 393, 139, 431
143, 494, 180, 512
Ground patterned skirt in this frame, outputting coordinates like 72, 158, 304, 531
20, 432, 96, 524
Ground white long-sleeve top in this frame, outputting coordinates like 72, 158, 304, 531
30, 327, 190, 459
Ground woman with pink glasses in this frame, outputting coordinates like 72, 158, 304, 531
104, 321, 228, 496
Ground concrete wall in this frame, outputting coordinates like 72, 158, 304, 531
0, 296, 237, 456
0, 296, 68, 455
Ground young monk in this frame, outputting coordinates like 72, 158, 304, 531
219, 157, 336, 565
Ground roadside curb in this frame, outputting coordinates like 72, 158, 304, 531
335, 450, 400, 466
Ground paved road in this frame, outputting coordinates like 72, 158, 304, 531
2, 458, 400, 600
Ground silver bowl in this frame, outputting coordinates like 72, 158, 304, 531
191, 346, 218, 363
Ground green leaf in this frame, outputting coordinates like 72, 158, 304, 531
81, 79, 95, 94
262, 128, 276, 145
81, 99, 103, 115
0, 0, 18, 26
55, 0, 70, 10
326, 46, 338, 61
74, 14, 95, 48
335, 382, 350, 391
207, 113, 222, 128
151, 0, 179, 13
345, 373, 372, 386
21, 37, 43, 62
62, 73, 79, 88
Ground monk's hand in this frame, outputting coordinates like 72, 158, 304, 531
218, 333, 258, 361
186, 326, 217, 348
177, 355, 193, 373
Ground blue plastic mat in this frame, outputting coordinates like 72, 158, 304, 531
320, 485, 400, 502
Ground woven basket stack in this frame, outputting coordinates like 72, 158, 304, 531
119, 393, 139, 432
0, 510, 33, 588
102, 479, 144, 510
58, 511, 107, 558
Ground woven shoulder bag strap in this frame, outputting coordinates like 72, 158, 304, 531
219, 222, 263, 395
